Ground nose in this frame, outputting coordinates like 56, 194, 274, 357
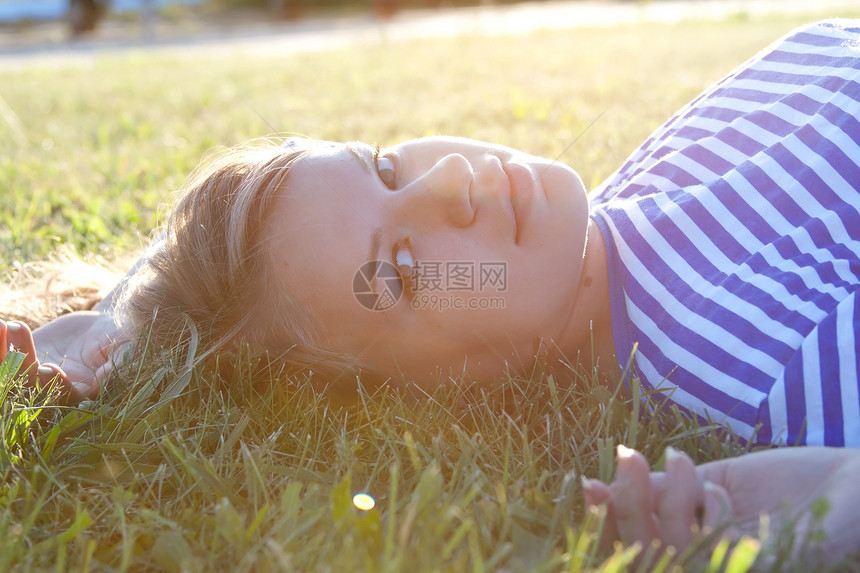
396, 153, 475, 228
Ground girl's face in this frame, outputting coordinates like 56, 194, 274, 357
263, 136, 591, 384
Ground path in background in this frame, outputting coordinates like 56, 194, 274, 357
1, 0, 858, 69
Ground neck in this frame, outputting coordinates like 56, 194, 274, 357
554, 218, 618, 382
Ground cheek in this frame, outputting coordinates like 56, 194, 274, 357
364, 332, 463, 381
511, 252, 576, 294
420, 237, 475, 264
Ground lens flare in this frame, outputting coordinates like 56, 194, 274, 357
352, 493, 375, 511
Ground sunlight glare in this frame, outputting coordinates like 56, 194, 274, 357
352, 493, 375, 511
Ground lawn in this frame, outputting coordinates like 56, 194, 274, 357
1, 8, 859, 572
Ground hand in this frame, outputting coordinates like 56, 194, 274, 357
582, 445, 860, 564
1, 313, 127, 403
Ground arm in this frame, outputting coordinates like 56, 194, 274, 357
582, 446, 860, 564
4, 238, 161, 402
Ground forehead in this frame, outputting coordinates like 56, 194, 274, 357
262, 144, 381, 331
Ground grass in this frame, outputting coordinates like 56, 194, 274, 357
2, 8, 860, 572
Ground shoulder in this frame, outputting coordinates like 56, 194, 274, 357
785, 18, 860, 40
755, 19, 860, 58
591, 19, 860, 208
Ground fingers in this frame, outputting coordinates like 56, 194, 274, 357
5, 320, 40, 386
658, 446, 705, 549
581, 446, 659, 551
77, 337, 132, 400
582, 476, 619, 550
73, 360, 112, 401
582, 476, 612, 507
36, 363, 81, 402
1, 319, 79, 401
0, 320, 7, 362
702, 480, 734, 532
581, 445, 719, 560
609, 445, 661, 547
68, 335, 133, 402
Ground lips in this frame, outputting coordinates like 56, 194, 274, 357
503, 161, 537, 243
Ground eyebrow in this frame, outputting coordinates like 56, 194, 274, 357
369, 228, 382, 294
343, 142, 380, 292
345, 141, 372, 174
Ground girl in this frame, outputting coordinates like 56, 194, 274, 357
3, 18, 859, 561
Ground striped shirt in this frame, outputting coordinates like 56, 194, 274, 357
590, 20, 860, 447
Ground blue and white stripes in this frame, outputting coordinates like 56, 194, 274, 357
590, 20, 860, 447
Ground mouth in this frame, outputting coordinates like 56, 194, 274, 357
503, 161, 537, 243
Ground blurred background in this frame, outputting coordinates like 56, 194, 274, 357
3, 0, 857, 54
1, 0, 857, 267
1, 0, 629, 53
2, 0, 603, 44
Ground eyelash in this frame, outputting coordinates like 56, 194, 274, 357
372, 143, 397, 190
393, 239, 416, 300
372, 144, 413, 299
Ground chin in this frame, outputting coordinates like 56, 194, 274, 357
556, 164, 588, 197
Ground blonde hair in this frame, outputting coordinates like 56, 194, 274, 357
117, 142, 363, 382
